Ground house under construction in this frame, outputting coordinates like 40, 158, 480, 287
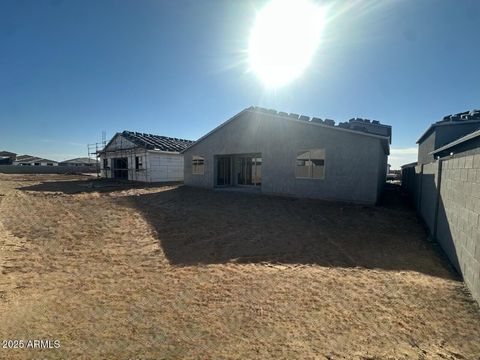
98, 131, 194, 182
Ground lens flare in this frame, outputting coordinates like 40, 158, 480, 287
248, 0, 326, 88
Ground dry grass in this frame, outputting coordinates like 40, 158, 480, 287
0, 174, 479, 359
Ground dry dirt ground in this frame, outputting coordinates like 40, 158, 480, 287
0, 174, 479, 360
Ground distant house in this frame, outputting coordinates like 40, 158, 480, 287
59, 157, 98, 167
98, 131, 194, 182
0, 151, 16, 165
417, 109, 480, 164
182, 106, 392, 204
14, 155, 58, 166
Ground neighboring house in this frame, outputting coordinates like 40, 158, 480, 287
59, 157, 99, 167
14, 155, 58, 166
182, 106, 391, 204
0, 151, 17, 165
417, 109, 480, 164
98, 131, 194, 182
429, 128, 480, 159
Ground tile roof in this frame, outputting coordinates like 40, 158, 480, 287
249, 106, 392, 142
0, 151, 16, 157
120, 131, 194, 152
182, 106, 392, 155
417, 109, 480, 143
15, 155, 58, 163
60, 157, 98, 164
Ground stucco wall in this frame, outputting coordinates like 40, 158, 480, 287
418, 122, 480, 164
434, 137, 480, 158
418, 131, 436, 164
420, 162, 439, 233
436, 123, 480, 150
184, 111, 388, 204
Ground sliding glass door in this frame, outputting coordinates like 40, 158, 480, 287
216, 156, 231, 186
234, 155, 261, 186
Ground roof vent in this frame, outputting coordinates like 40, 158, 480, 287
324, 119, 335, 126
278, 111, 288, 117
288, 113, 299, 119
372, 120, 380, 125
299, 115, 310, 121
311, 117, 323, 123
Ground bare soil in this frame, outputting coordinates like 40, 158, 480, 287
0, 174, 479, 359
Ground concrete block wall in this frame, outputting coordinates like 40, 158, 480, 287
402, 154, 480, 303
437, 155, 480, 301
147, 153, 184, 182
0, 165, 97, 174
100, 151, 184, 182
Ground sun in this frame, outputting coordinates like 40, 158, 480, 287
248, 0, 326, 88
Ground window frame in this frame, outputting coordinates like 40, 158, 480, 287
192, 155, 205, 175
135, 156, 143, 171
295, 149, 326, 180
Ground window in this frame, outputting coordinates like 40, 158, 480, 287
192, 156, 205, 175
103, 158, 108, 169
47, 163, 53, 166
295, 149, 325, 179
135, 156, 143, 170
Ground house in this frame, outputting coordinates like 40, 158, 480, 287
98, 131, 194, 182
14, 155, 58, 166
59, 157, 99, 167
417, 109, 480, 164
182, 106, 391, 204
0, 151, 17, 165
429, 128, 480, 159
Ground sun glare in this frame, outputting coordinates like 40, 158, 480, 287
248, 0, 326, 88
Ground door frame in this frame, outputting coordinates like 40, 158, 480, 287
215, 155, 232, 187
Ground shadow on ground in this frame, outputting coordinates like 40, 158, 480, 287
120, 183, 456, 279
18, 178, 181, 194
17, 177, 457, 278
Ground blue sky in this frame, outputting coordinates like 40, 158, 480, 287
1, 0, 479, 168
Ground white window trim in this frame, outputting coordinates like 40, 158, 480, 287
295, 149, 326, 180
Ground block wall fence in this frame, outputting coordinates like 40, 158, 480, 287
0, 165, 97, 174
402, 154, 480, 303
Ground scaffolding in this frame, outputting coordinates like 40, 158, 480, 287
87, 131, 106, 178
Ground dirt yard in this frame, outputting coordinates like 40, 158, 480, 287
0, 174, 479, 359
